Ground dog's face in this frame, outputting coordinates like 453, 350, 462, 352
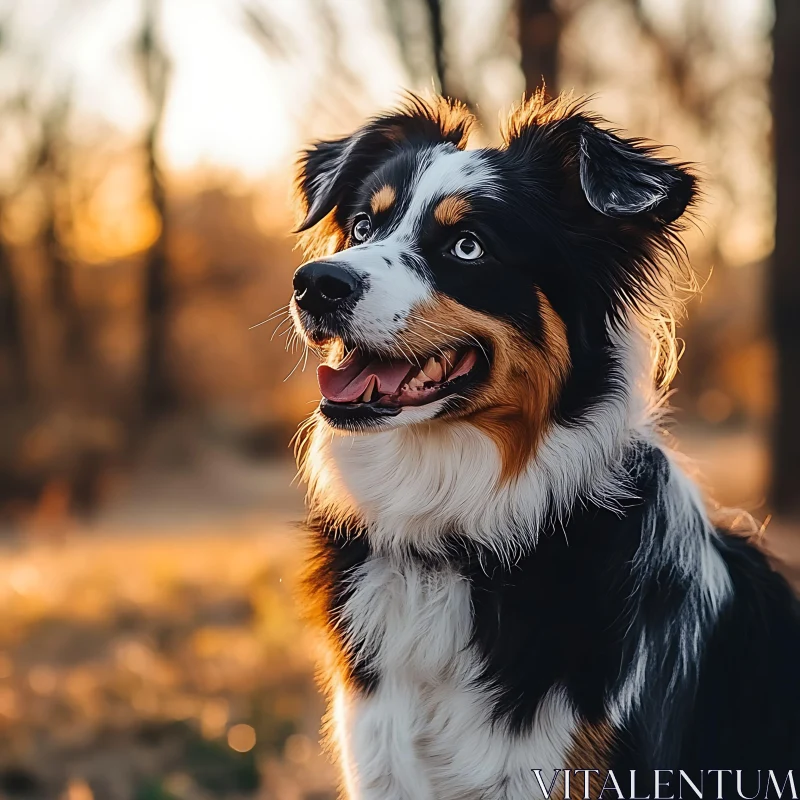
290, 95, 694, 479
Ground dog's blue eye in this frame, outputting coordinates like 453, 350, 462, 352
451, 236, 483, 261
352, 216, 372, 242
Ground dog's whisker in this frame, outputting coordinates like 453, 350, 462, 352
284, 349, 306, 382
392, 335, 422, 369
249, 305, 290, 330
271, 318, 295, 341
399, 324, 453, 367
405, 313, 489, 364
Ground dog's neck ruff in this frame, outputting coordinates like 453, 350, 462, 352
302, 323, 664, 561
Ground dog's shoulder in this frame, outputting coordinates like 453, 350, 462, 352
683, 529, 800, 765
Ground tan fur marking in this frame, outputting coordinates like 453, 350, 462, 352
562, 720, 616, 798
433, 195, 471, 226
401, 290, 570, 482
370, 185, 397, 215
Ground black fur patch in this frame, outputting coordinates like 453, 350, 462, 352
679, 533, 800, 769
304, 520, 377, 693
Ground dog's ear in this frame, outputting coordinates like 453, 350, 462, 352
503, 96, 695, 227
295, 95, 474, 232
578, 124, 695, 225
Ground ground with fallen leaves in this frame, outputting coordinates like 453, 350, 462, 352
0, 455, 335, 800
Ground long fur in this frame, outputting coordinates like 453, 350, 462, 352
289, 93, 800, 799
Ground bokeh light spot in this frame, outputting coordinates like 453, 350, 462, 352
227, 723, 256, 753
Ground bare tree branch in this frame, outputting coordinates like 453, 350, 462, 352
241, 0, 294, 60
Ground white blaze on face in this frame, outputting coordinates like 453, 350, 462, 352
322, 145, 497, 351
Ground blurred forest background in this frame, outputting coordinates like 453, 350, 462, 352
0, 0, 798, 798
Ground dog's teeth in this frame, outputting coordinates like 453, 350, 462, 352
407, 376, 425, 390
423, 357, 443, 382
440, 350, 456, 376
361, 377, 375, 402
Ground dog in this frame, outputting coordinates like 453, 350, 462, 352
287, 93, 800, 800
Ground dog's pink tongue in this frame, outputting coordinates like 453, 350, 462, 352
318, 358, 411, 402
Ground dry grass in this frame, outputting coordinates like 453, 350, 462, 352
0, 517, 336, 800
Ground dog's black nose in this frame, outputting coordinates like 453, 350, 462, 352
293, 262, 361, 315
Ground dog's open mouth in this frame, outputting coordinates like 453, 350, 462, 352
317, 345, 485, 422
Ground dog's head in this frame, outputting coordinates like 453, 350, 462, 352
290, 94, 695, 480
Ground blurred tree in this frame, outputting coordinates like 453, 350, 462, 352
422, 0, 449, 96
383, 0, 470, 104
770, 0, 800, 516
518, 0, 560, 94
627, 0, 712, 124
0, 198, 27, 401
385, 0, 562, 108
135, 0, 174, 419
244, 0, 368, 132
35, 88, 86, 367
0, 21, 28, 401
241, 0, 293, 61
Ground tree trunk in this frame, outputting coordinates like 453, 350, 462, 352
518, 0, 560, 96
422, 0, 472, 105
142, 123, 171, 418
0, 231, 27, 401
42, 203, 84, 364
138, 0, 174, 420
423, 0, 447, 94
770, 0, 800, 516
36, 93, 84, 369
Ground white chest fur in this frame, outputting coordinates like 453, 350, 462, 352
330, 556, 577, 800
